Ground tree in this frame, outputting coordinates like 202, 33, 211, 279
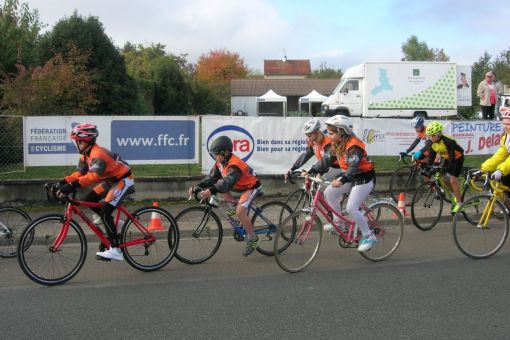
0, 47, 97, 115
0, 0, 43, 76
401, 35, 449, 61
195, 49, 249, 84
195, 49, 249, 114
37, 12, 139, 115
122, 43, 194, 115
152, 56, 192, 115
308, 62, 343, 79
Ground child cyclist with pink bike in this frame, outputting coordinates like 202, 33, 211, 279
305, 115, 377, 252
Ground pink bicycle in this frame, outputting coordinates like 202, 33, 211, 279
274, 176, 404, 273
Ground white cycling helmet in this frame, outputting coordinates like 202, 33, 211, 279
500, 106, 510, 119
324, 115, 353, 135
302, 118, 321, 134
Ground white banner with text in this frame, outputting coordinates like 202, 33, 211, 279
201, 116, 500, 174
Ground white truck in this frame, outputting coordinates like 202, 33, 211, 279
321, 61, 472, 118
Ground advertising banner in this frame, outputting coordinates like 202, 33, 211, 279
201, 117, 501, 175
25, 116, 198, 166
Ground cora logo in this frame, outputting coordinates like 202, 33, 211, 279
207, 125, 255, 162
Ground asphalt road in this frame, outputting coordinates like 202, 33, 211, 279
1, 211, 510, 339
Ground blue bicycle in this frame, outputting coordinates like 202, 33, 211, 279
174, 189, 295, 264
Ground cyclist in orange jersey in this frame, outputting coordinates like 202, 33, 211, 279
189, 136, 262, 257
285, 118, 339, 181
306, 115, 377, 252
57, 123, 134, 261
399, 116, 432, 162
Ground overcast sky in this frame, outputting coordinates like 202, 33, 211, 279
22, 0, 510, 73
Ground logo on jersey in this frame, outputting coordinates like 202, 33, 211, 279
207, 125, 254, 162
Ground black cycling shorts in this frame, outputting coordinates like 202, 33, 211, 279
444, 156, 464, 177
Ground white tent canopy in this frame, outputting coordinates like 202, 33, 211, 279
256, 89, 287, 116
299, 90, 328, 115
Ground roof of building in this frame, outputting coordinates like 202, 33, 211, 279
264, 59, 311, 76
231, 79, 339, 96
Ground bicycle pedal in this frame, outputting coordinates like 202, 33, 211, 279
95, 255, 111, 262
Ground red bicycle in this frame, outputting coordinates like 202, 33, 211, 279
17, 183, 179, 286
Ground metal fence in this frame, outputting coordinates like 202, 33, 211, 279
0, 115, 24, 175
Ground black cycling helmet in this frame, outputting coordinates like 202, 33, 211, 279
210, 136, 233, 155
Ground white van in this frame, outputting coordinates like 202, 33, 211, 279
321, 61, 472, 118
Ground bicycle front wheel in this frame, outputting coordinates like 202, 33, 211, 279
174, 206, 223, 264
453, 195, 509, 259
411, 182, 444, 231
252, 201, 294, 256
0, 207, 32, 258
122, 206, 179, 271
274, 210, 322, 273
285, 189, 311, 212
17, 214, 87, 286
389, 166, 423, 206
359, 202, 404, 262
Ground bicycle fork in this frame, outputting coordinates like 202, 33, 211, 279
477, 196, 497, 229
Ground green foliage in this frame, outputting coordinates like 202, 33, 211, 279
190, 79, 226, 114
0, 0, 43, 75
308, 62, 343, 79
152, 56, 192, 115
1, 47, 98, 115
37, 12, 138, 115
122, 43, 194, 115
401, 35, 450, 61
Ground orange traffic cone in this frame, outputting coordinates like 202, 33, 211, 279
397, 192, 408, 217
147, 201, 164, 231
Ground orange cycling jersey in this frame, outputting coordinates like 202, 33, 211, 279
309, 134, 332, 160
216, 154, 259, 190
338, 136, 374, 172
65, 144, 131, 188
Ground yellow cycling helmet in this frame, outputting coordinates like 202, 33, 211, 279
426, 121, 443, 135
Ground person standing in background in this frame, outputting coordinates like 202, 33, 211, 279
477, 71, 497, 120
493, 71, 504, 118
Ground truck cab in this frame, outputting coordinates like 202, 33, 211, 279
321, 78, 363, 116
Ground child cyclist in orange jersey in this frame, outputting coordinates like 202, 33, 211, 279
304, 115, 377, 252
425, 121, 465, 214
285, 118, 339, 181
56, 123, 135, 261
189, 136, 262, 257
399, 116, 432, 162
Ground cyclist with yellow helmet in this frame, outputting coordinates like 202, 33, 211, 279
425, 121, 465, 213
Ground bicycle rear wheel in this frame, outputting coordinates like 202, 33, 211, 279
174, 206, 223, 264
453, 195, 509, 259
121, 206, 179, 271
389, 166, 423, 206
252, 201, 294, 256
17, 214, 87, 286
411, 182, 444, 231
274, 210, 322, 273
0, 207, 32, 258
285, 189, 311, 212
359, 202, 404, 262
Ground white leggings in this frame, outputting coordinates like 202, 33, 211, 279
324, 179, 375, 237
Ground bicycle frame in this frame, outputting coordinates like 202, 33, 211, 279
202, 196, 279, 237
477, 180, 510, 228
51, 198, 156, 252
298, 177, 378, 244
